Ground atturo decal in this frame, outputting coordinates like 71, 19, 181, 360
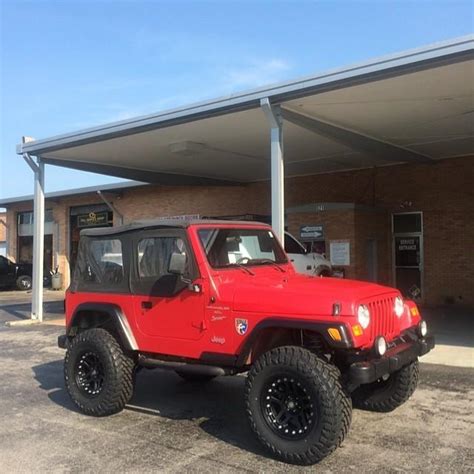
235, 318, 248, 335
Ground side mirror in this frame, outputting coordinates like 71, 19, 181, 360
168, 252, 186, 275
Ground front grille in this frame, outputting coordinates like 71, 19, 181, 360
367, 297, 398, 342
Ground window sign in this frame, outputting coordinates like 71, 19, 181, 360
77, 211, 109, 228
330, 241, 350, 266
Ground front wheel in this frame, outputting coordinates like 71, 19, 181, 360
352, 360, 419, 412
16, 275, 32, 291
245, 346, 352, 465
64, 328, 135, 416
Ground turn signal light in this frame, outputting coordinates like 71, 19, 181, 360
410, 306, 419, 317
352, 324, 363, 337
327, 328, 342, 341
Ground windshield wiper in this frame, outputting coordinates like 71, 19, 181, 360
246, 258, 286, 273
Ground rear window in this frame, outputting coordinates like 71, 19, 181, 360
72, 236, 128, 292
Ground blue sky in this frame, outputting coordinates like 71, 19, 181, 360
1, 0, 473, 201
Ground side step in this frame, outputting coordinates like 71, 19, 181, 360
138, 355, 232, 376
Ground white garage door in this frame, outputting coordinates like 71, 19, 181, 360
0, 242, 6, 257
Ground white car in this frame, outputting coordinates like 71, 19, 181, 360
284, 232, 332, 277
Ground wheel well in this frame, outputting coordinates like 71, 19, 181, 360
242, 328, 331, 365
68, 309, 136, 352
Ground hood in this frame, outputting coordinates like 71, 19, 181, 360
232, 273, 397, 317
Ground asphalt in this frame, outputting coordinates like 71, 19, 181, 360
0, 292, 473, 472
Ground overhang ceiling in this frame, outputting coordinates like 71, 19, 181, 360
20, 36, 474, 185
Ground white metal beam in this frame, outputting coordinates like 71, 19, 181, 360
23, 153, 45, 321
281, 106, 433, 164
261, 98, 285, 244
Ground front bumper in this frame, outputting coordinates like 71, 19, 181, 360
349, 334, 435, 385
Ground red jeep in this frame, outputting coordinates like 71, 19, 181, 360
59, 219, 434, 465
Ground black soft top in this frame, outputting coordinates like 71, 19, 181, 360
80, 219, 270, 237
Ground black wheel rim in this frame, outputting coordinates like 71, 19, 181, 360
261, 375, 317, 440
75, 352, 105, 397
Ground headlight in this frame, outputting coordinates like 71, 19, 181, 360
375, 336, 387, 356
394, 296, 404, 318
357, 304, 370, 329
418, 320, 428, 337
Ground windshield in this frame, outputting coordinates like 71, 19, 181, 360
198, 228, 287, 268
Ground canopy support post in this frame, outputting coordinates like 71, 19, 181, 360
23, 152, 45, 321
261, 98, 285, 244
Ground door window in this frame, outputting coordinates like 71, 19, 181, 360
137, 236, 188, 278
133, 234, 193, 296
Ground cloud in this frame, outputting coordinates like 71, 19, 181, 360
222, 58, 291, 92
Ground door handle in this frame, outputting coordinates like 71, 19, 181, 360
141, 301, 153, 310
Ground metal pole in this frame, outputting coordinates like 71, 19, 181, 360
31, 159, 45, 321
97, 190, 123, 225
261, 98, 284, 244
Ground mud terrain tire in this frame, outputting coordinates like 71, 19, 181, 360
352, 360, 419, 412
245, 346, 352, 465
64, 328, 135, 416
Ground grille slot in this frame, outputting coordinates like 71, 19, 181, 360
367, 297, 397, 342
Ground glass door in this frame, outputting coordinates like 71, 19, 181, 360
392, 212, 423, 300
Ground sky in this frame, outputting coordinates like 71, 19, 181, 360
0, 0, 473, 201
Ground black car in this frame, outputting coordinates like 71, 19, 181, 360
0, 255, 33, 291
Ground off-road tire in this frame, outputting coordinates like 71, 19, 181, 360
352, 360, 419, 412
64, 328, 135, 416
16, 275, 32, 291
245, 346, 352, 465
175, 371, 217, 382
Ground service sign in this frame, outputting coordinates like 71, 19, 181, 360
77, 211, 108, 228
330, 241, 351, 266
300, 225, 324, 241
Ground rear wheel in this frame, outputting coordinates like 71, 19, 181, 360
352, 360, 419, 412
16, 275, 32, 291
175, 371, 216, 382
64, 328, 135, 416
245, 346, 352, 465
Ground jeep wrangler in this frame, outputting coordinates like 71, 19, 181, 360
59, 219, 434, 465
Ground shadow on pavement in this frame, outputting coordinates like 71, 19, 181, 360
32, 360, 266, 458
422, 306, 474, 348
0, 300, 64, 322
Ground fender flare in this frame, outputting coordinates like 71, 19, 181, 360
68, 302, 138, 351
236, 318, 353, 366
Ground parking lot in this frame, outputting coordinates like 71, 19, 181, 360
0, 292, 473, 472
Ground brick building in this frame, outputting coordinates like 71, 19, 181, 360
1, 155, 472, 306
